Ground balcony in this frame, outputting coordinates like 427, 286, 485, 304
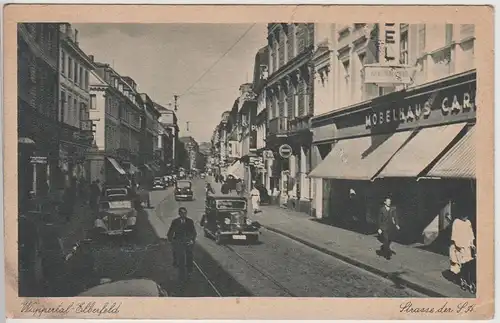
288, 115, 311, 134
268, 116, 288, 136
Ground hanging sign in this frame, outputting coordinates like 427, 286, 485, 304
30, 156, 47, 164
279, 144, 293, 159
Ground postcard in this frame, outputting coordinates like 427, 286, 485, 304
3, 4, 494, 320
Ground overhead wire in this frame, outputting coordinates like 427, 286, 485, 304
179, 23, 257, 97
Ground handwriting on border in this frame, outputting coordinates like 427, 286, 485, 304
21, 300, 121, 317
400, 301, 476, 315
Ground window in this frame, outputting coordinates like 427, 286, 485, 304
90, 94, 97, 110
68, 94, 73, 124
74, 62, 78, 83
445, 24, 454, 45
61, 51, 66, 75
400, 30, 409, 65
79, 66, 84, 86
74, 98, 78, 125
418, 25, 426, 57
60, 91, 66, 122
68, 57, 73, 79
85, 71, 89, 89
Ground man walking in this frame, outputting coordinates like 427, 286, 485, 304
167, 207, 197, 275
377, 196, 400, 260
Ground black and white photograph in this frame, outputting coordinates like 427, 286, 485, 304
4, 4, 494, 320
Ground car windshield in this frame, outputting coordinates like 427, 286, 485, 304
219, 211, 245, 219
101, 200, 132, 209
176, 181, 191, 189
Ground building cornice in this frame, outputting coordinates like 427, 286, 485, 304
60, 38, 95, 69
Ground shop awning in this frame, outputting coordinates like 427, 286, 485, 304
141, 164, 154, 172
308, 131, 413, 180
377, 122, 468, 178
106, 157, 127, 175
226, 160, 245, 179
426, 126, 475, 179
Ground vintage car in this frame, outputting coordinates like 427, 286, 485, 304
94, 188, 137, 237
174, 180, 194, 201
78, 278, 168, 297
152, 177, 166, 190
201, 195, 260, 244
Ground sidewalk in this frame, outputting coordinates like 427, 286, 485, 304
256, 204, 472, 298
209, 180, 471, 297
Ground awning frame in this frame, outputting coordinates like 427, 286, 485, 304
106, 157, 127, 175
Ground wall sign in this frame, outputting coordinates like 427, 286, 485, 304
365, 84, 476, 130
310, 71, 477, 141
279, 144, 293, 158
379, 23, 400, 65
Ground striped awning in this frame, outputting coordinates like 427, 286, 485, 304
106, 157, 127, 175
426, 126, 475, 179
377, 122, 468, 178
308, 131, 413, 180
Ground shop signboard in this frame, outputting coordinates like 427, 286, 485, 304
316, 71, 477, 140
30, 156, 47, 164
363, 64, 414, 84
378, 23, 401, 65
279, 144, 293, 159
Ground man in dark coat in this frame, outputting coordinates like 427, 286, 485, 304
377, 196, 400, 260
167, 207, 197, 274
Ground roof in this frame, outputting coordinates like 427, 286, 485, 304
78, 279, 166, 297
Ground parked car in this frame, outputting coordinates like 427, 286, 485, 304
78, 278, 168, 297
201, 195, 260, 244
94, 188, 137, 237
152, 177, 166, 190
174, 180, 194, 201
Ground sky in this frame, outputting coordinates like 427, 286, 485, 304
74, 23, 267, 143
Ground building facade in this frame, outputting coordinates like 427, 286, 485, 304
155, 102, 179, 174
18, 23, 61, 199
265, 23, 315, 213
58, 23, 95, 188
179, 136, 199, 171
308, 23, 476, 248
88, 62, 145, 185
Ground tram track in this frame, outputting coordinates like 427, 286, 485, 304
191, 234, 297, 297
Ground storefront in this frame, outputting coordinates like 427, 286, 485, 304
309, 69, 476, 245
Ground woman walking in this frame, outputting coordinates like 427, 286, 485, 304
250, 185, 261, 214
449, 213, 476, 290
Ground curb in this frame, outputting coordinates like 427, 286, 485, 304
263, 225, 447, 298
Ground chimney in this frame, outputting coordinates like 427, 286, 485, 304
74, 29, 79, 45
89, 55, 94, 62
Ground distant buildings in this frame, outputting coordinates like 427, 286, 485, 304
18, 22, 190, 195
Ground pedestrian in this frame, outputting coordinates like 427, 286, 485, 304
235, 179, 243, 197
89, 180, 101, 213
250, 185, 261, 214
449, 212, 476, 283
377, 196, 400, 260
167, 207, 197, 275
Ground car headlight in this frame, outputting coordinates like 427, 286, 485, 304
246, 219, 252, 225
224, 218, 231, 225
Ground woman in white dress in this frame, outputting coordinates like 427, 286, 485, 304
449, 213, 475, 279
250, 185, 261, 214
